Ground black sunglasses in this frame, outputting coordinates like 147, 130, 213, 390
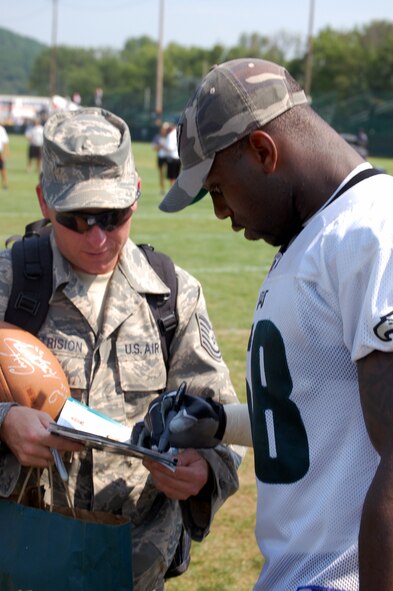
55, 206, 133, 234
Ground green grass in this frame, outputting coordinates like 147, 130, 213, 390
2, 134, 392, 591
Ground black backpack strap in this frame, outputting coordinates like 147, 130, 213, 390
138, 243, 178, 369
5, 231, 53, 335
4, 230, 178, 353
5, 217, 51, 249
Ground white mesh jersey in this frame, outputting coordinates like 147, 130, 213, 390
247, 167, 393, 591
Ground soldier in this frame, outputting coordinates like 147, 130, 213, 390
0, 107, 243, 591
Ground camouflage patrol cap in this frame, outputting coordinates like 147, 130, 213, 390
42, 107, 138, 212
159, 58, 308, 213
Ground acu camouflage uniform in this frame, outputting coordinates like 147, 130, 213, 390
0, 233, 243, 591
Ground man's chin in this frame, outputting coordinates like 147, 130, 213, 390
244, 229, 284, 247
244, 228, 263, 242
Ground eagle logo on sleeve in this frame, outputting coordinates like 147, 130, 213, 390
373, 311, 393, 342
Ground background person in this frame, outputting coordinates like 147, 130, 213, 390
154, 58, 393, 591
163, 123, 181, 186
151, 121, 170, 194
94, 87, 103, 107
356, 127, 369, 156
25, 118, 44, 173
0, 124, 9, 189
0, 107, 243, 591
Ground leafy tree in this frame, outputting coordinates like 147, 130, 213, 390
362, 20, 393, 94
2, 20, 393, 152
30, 46, 101, 100
311, 28, 366, 98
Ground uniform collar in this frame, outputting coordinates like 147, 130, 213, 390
117, 240, 171, 297
50, 234, 170, 298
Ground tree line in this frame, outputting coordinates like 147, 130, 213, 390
29, 22, 392, 100
16, 20, 393, 153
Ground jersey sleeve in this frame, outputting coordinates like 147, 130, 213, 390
326, 205, 393, 361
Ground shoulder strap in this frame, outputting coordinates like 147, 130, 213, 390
138, 243, 178, 369
5, 226, 53, 335
281, 167, 384, 254
332, 167, 383, 202
4, 227, 179, 365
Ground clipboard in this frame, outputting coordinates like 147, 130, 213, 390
48, 422, 178, 471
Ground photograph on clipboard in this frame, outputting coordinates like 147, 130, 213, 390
48, 422, 178, 471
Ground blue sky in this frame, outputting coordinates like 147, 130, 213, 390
1, 0, 392, 50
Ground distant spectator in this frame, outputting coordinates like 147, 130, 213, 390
164, 123, 181, 186
357, 128, 369, 155
72, 92, 81, 106
94, 87, 103, 107
25, 118, 44, 173
0, 124, 9, 190
151, 121, 170, 194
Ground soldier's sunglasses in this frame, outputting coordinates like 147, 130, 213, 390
55, 206, 133, 234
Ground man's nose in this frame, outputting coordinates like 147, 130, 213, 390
211, 194, 231, 220
84, 224, 107, 245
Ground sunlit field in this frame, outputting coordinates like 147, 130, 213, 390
1, 133, 391, 591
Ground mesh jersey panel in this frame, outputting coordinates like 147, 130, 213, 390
247, 172, 393, 591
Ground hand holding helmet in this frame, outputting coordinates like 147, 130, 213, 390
131, 382, 226, 452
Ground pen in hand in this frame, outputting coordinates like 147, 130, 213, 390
157, 381, 187, 453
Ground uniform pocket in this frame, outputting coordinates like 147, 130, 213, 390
116, 337, 167, 392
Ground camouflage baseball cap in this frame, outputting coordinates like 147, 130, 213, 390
42, 107, 138, 212
159, 58, 308, 213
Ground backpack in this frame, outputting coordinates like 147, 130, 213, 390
4, 218, 178, 369
4, 218, 191, 579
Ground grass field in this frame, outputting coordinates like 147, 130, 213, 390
2, 134, 392, 591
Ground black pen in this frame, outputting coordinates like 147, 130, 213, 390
157, 381, 187, 453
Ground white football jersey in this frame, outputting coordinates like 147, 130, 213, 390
247, 166, 393, 591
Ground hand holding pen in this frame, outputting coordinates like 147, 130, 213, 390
157, 381, 187, 453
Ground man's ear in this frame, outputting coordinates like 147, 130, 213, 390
131, 177, 141, 214
36, 183, 50, 217
248, 130, 278, 173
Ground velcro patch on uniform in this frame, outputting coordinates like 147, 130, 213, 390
196, 313, 222, 361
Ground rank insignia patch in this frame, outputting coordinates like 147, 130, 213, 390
196, 313, 222, 361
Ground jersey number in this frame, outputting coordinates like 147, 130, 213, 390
247, 319, 309, 484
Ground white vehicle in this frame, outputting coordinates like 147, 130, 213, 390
0, 95, 79, 129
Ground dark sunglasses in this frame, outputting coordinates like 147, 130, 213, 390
55, 206, 133, 234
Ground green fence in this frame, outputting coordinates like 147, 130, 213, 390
111, 89, 393, 156
312, 92, 393, 158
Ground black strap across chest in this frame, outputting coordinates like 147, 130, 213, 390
329, 167, 383, 204
5, 229, 178, 370
281, 167, 384, 253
